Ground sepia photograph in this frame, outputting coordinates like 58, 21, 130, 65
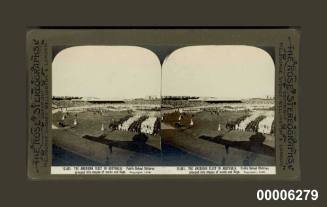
26, 29, 300, 177
51, 46, 162, 166
51, 44, 276, 169
161, 45, 275, 166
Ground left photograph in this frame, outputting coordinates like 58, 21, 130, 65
51, 46, 162, 166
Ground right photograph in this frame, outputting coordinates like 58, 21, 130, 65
161, 45, 275, 166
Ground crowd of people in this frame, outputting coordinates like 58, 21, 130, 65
225, 115, 248, 130
140, 117, 158, 135
245, 115, 266, 132
109, 115, 132, 130
225, 112, 274, 134
108, 115, 160, 135
56, 110, 161, 135
258, 116, 274, 134
118, 115, 141, 131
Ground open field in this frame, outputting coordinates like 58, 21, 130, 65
161, 100, 275, 166
52, 100, 162, 166
52, 98, 276, 166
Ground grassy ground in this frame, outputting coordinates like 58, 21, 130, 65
162, 110, 275, 147
52, 110, 161, 165
161, 110, 275, 166
161, 129, 274, 166
163, 110, 250, 137
52, 107, 275, 166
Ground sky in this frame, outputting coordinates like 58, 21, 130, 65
162, 45, 275, 99
53, 45, 275, 100
52, 46, 161, 99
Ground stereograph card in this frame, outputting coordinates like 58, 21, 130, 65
26, 29, 300, 179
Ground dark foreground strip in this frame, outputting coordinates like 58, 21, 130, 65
199, 133, 275, 157
82, 133, 161, 156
